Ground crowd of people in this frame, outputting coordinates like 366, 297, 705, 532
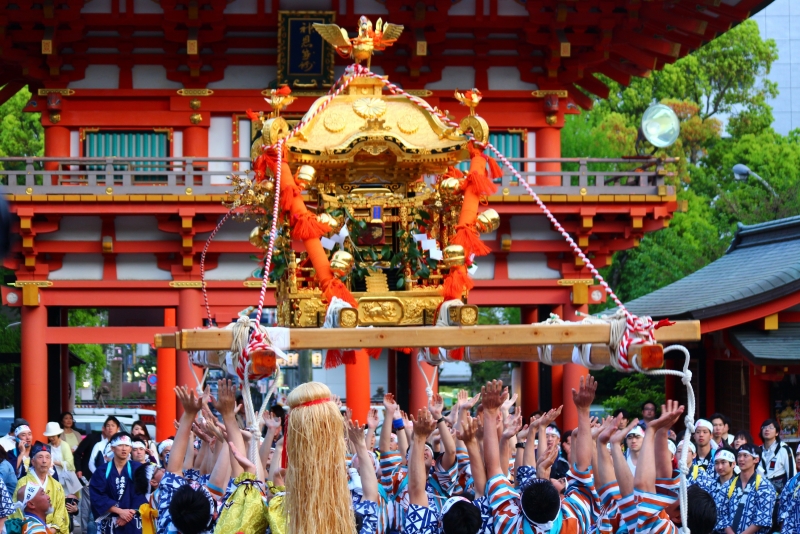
0, 378, 796, 534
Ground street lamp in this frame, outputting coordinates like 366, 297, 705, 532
732, 164, 778, 198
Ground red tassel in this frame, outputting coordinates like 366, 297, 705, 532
464, 169, 498, 196
452, 225, 491, 257
341, 350, 358, 365
322, 278, 358, 308
246, 108, 260, 122
366, 347, 382, 359
443, 265, 474, 300
487, 156, 504, 180
292, 212, 331, 241
281, 184, 301, 213
325, 349, 345, 369
448, 347, 465, 361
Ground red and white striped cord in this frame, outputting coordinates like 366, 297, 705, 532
201, 208, 238, 322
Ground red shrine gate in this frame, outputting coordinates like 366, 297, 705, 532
0, 0, 770, 439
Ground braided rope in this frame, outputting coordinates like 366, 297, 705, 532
200, 207, 238, 322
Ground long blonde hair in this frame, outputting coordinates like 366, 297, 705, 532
285, 382, 354, 534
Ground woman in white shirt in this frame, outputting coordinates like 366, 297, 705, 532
44, 421, 82, 495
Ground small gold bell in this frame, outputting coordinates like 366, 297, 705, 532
242, 189, 256, 204
249, 227, 266, 248
443, 244, 466, 267
440, 177, 463, 195
330, 250, 355, 278
296, 165, 317, 188
317, 212, 340, 232
476, 209, 500, 233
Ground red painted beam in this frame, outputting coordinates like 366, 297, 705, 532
45, 326, 179, 344
700, 290, 800, 334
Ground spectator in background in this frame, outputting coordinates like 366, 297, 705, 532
131, 421, 157, 462
732, 430, 754, 451
60, 412, 84, 453
45, 422, 83, 496
758, 418, 796, 495
613, 409, 629, 430
710, 412, 734, 447
0, 419, 28, 453
7, 424, 33, 478
88, 417, 121, 475
640, 400, 658, 428
693, 419, 717, 471
718, 444, 776, 534
0, 448, 16, 497
11, 442, 70, 534
625, 424, 644, 474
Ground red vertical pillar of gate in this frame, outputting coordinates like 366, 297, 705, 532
345, 351, 372, 422
520, 307, 540, 418
44, 125, 70, 184
410, 351, 438, 415
21, 304, 48, 437
176, 290, 205, 415
157, 308, 177, 440
748, 366, 770, 442
535, 127, 562, 186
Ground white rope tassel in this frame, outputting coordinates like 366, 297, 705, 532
416, 351, 436, 400
241, 361, 266, 482
632, 344, 695, 534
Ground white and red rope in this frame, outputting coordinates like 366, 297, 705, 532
201, 208, 238, 322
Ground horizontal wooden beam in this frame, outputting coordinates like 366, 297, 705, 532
467, 343, 664, 369
155, 321, 700, 354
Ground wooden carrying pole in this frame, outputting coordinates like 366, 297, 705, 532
154, 320, 700, 369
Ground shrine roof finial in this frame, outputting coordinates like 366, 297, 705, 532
313, 16, 404, 69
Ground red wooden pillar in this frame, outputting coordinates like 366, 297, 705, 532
562, 304, 589, 431
535, 127, 561, 186
748, 365, 770, 441
387, 350, 397, 395
21, 304, 48, 437
183, 126, 208, 185
44, 125, 70, 184
176, 289, 204, 413
705, 355, 716, 416
410, 350, 438, 415
346, 351, 371, 422
521, 307, 539, 418
157, 308, 177, 440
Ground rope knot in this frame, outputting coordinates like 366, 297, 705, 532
681, 370, 693, 386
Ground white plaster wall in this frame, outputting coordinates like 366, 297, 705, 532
115, 216, 181, 241
510, 215, 560, 240
507, 253, 560, 279
173, 131, 183, 157
449, 0, 475, 16
480, 230, 497, 241
487, 67, 538, 90
70, 131, 80, 157
472, 253, 495, 280
238, 119, 252, 171
133, 0, 162, 12
39, 216, 102, 241
207, 66, 276, 89
426, 67, 475, 90
196, 219, 252, 242
209, 116, 233, 185
132, 66, 183, 89
68, 65, 120, 89
224, 0, 258, 13
204, 254, 257, 280
527, 131, 536, 183
81, 0, 112, 13
116, 254, 172, 280
49, 254, 104, 280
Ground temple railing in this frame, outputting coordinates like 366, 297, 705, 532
0, 156, 677, 197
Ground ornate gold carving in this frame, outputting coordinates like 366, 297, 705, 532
339, 308, 359, 328
178, 89, 214, 96
189, 113, 202, 125
324, 109, 347, 133
37, 88, 75, 96
353, 97, 387, 119
169, 281, 203, 288
397, 113, 421, 134
360, 142, 389, 156
460, 305, 478, 325
365, 271, 390, 293
262, 117, 290, 145
13, 281, 54, 287
189, 99, 201, 110
358, 298, 402, 325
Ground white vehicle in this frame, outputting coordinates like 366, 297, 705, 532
73, 407, 157, 440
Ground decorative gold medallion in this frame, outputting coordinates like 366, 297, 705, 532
324, 109, 347, 133
339, 308, 359, 328
397, 113, 421, 134
352, 97, 387, 119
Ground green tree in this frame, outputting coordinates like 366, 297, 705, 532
0, 86, 44, 181
68, 309, 109, 388
599, 372, 665, 418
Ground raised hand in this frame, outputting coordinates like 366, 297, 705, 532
611, 418, 640, 446
215, 379, 237, 417
571, 375, 597, 412
649, 400, 684, 432
366, 408, 380, 430
347, 420, 367, 449
502, 413, 523, 440
428, 393, 445, 420
228, 440, 256, 474
516, 423, 531, 441
481, 380, 507, 413
175, 385, 204, 416
598, 414, 622, 445
412, 408, 437, 439
263, 414, 282, 431
539, 406, 563, 428
332, 395, 343, 408
536, 442, 560, 478
456, 413, 479, 444
383, 394, 398, 417
591, 416, 609, 441
501, 392, 518, 415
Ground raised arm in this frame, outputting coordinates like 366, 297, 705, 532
428, 393, 456, 470
409, 408, 437, 507
481, 380, 509, 479
397, 411, 410, 458
260, 414, 282, 474
366, 408, 380, 451
456, 413, 486, 497
635, 401, 684, 493
571, 375, 598, 472
216, 379, 246, 478
169, 386, 204, 475
499, 412, 522, 476
655, 400, 681, 480
200, 407, 232, 491
610, 419, 639, 498
595, 415, 622, 489
379, 394, 399, 454
348, 420, 378, 503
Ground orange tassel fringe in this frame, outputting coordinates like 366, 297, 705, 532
322, 278, 358, 308
443, 265, 474, 301
293, 212, 332, 241
452, 225, 491, 257
464, 169, 498, 196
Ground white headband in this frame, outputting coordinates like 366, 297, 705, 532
668, 441, 677, 456
131, 441, 146, 450
545, 427, 561, 438
14, 483, 42, 512
678, 440, 696, 454
110, 435, 132, 447
158, 439, 173, 455
441, 496, 470, 517
14, 425, 31, 437
627, 426, 644, 438
695, 419, 713, 432
716, 450, 735, 463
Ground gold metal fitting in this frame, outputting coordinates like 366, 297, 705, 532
330, 250, 355, 277
338, 308, 359, 328
317, 212, 340, 232
443, 244, 466, 267
448, 304, 479, 326
249, 227, 267, 248
440, 177, 462, 195
189, 99, 201, 110
190, 113, 202, 124
476, 208, 500, 233
296, 165, 317, 188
